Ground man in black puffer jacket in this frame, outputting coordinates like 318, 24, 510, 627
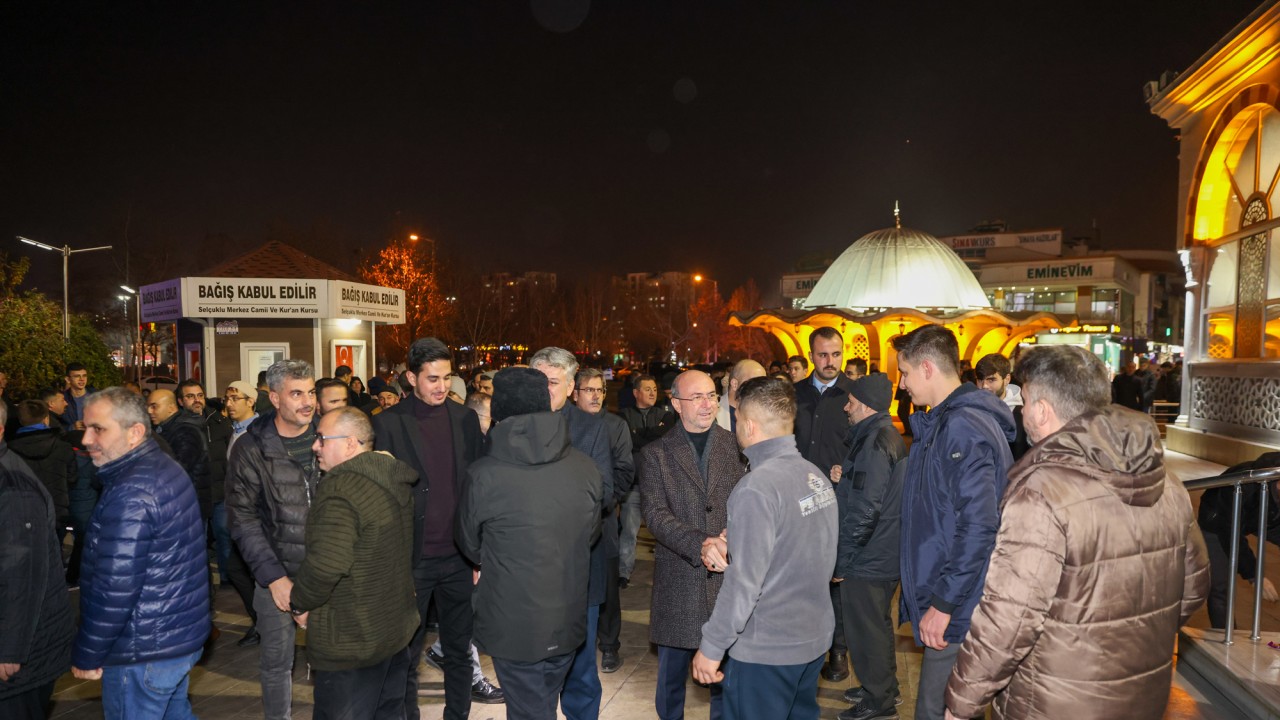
0, 403, 75, 718
8, 399, 76, 527
148, 389, 212, 519
228, 359, 319, 720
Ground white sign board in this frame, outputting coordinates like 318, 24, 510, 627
939, 229, 1062, 256
183, 277, 328, 318
780, 272, 825, 299
329, 281, 406, 323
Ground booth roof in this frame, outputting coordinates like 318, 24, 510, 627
202, 240, 360, 282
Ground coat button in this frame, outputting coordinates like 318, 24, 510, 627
706, 505, 713, 513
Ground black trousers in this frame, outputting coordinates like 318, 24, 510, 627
223, 542, 258, 624
598, 556, 622, 653
492, 652, 575, 720
840, 578, 899, 710
404, 553, 474, 720
0, 680, 55, 720
314, 648, 411, 720
829, 582, 846, 655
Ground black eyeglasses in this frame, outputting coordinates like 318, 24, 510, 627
317, 435, 365, 447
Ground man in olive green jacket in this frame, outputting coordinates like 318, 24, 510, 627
290, 407, 420, 720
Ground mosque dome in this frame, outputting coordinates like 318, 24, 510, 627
803, 220, 991, 311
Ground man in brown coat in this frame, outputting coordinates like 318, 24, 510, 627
640, 370, 747, 720
944, 345, 1210, 720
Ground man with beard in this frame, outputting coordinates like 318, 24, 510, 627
227, 360, 320, 720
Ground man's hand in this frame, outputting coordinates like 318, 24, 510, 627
269, 576, 294, 612
830, 465, 842, 483
72, 666, 103, 680
691, 650, 724, 684
1252, 577, 1280, 602
0, 663, 19, 682
919, 606, 952, 650
473, 569, 481, 585
701, 536, 729, 572
832, 577, 844, 583
292, 612, 308, 629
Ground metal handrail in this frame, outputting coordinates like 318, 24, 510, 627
1185, 467, 1280, 644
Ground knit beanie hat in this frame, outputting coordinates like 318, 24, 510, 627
848, 373, 892, 413
491, 367, 551, 422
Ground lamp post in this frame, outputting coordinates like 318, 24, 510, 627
119, 285, 142, 382
17, 236, 113, 341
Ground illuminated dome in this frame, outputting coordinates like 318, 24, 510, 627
803, 220, 990, 311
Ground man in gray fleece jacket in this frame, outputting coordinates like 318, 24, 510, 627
692, 376, 838, 720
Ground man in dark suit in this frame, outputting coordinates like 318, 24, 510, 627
640, 369, 747, 720
530, 347, 614, 720
371, 338, 484, 720
793, 325, 857, 682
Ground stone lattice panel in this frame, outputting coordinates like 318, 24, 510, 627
1236, 233, 1268, 357
1192, 374, 1280, 432
851, 335, 870, 360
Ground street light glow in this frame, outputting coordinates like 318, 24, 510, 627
18, 235, 57, 253
120, 285, 137, 294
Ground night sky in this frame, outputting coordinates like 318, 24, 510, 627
0, 1, 1266, 309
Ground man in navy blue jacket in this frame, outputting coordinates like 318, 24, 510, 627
893, 326, 1014, 720
70, 387, 209, 720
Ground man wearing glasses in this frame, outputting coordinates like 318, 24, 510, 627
227, 360, 320, 720
639, 370, 747, 720
288, 407, 420, 719
219, 380, 264, 647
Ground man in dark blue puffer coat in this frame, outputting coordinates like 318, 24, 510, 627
70, 387, 210, 720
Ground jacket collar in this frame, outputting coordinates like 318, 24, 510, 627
743, 434, 800, 468
97, 438, 163, 485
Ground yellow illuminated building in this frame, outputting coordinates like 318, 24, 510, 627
1149, 0, 1280, 463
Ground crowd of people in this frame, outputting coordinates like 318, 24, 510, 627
0, 323, 1212, 720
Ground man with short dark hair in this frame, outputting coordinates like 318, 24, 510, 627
618, 374, 675, 588
973, 353, 1029, 460
691, 376, 838, 719
573, 368, 635, 674
0, 400, 75, 718
40, 388, 68, 432
9, 399, 75, 531
316, 378, 351, 416
227, 360, 320, 720
844, 358, 868, 381
290, 407, 420, 719
61, 362, 96, 431
71, 387, 209, 719
148, 389, 212, 520
944, 345, 1210, 720
641, 370, 747, 720
794, 326, 856, 682
892, 325, 1015, 720
459, 367, 603, 720
372, 338, 487, 719
786, 355, 809, 384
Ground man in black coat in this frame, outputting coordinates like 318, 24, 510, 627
530, 347, 614, 720
793, 325, 856, 682
8, 400, 76, 528
640, 369, 747, 720
371, 338, 484, 720
148, 389, 212, 519
458, 367, 603, 720
0, 404, 75, 717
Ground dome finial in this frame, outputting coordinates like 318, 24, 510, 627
894, 200, 901, 229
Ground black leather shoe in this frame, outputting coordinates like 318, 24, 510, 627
821, 652, 850, 682
424, 647, 444, 671
471, 677, 504, 704
843, 687, 903, 707
618, 576, 630, 589
600, 650, 622, 673
237, 628, 260, 648
837, 698, 898, 720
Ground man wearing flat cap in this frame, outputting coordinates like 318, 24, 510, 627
458, 367, 603, 720
829, 373, 907, 720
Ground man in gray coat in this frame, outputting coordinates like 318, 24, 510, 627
640, 370, 747, 720
693, 377, 838, 720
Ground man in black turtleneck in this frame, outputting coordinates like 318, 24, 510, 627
372, 338, 484, 720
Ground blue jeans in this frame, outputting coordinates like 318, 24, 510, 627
618, 490, 643, 580
211, 501, 232, 583
559, 604, 601, 720
720, 654, 823, 720
656, 645, 722, 720
101, 649, 202, 720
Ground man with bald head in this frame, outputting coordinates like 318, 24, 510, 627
716, 360, 766, 433
640, 370, 748, 720
147, 389, 212, 521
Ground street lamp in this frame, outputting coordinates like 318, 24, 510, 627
17, 236, 113, 340
120, 285, 142, 382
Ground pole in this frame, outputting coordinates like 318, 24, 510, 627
135, 294, 143, 382
62, 248, 70, 340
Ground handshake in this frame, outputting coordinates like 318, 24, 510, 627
700, 530, 729, 573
